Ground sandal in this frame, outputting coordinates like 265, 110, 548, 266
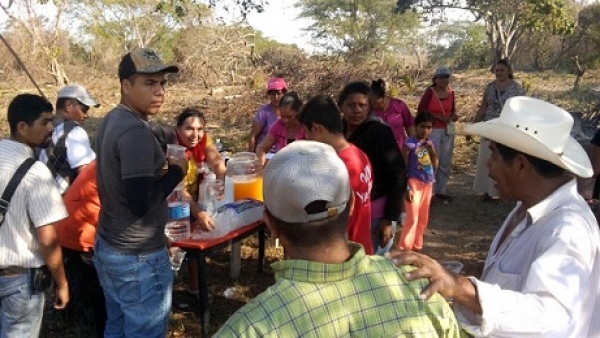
436, 194, 452, 203
482, 193, 499, 202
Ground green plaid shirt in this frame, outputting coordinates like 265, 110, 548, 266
215, 243, 463, 337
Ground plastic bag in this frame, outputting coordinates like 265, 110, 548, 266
192, 199, 264, 240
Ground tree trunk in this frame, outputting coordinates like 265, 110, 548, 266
573, 56, 586, 90
51, 58, 69, 86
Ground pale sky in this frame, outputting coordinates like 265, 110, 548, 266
244, 1, 314, 52
1, 1, 314, 51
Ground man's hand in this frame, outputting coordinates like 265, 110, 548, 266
54, 282, 69, 310
386, 250, 461, 300
168, 156, 188, 175
377, 219, 393, 248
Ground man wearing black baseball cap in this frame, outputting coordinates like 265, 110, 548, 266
94, 48, 186, 337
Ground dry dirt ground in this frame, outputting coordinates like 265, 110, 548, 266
0, 69, 597, 337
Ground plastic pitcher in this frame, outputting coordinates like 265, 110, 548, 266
225, 152, 263, 202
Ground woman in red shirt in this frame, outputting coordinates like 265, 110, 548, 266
417, 67, 459, 203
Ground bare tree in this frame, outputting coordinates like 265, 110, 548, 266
397, 0, 576, 62
0, 0, 72, 85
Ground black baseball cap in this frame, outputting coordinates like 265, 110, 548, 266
118, 48, 179, 80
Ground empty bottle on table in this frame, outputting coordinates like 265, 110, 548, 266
165, 183, 191, 241
215, 138, 230, 164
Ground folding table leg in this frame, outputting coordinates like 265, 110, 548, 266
197, 251, 210, 337
229, 241, 242, 279
258, 226, 265, 273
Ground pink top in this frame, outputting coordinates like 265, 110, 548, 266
267, 119, 306, 152
373, 98, 414, 151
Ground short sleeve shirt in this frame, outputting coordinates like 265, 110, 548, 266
266, 120, 306, 152
404, 137, 436, 183
338, 145, 373, 254
253, 104, 278, 146
373, 98, 415, 150
95, 105, 168, 254
38, 122, 96, 193
215, 244, 462, 337
484, 81, 525, 121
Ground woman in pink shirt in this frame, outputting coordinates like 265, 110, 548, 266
370, 79, 415, 150
256, 92, 305, 166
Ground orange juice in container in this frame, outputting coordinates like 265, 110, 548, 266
226, 152, 263, 202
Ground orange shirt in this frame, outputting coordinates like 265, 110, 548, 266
54, 161, 99, 252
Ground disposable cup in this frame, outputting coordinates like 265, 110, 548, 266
170, 247, 187, 272
166, 144, 186, 160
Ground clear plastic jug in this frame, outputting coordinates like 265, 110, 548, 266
225, 152, 263, 202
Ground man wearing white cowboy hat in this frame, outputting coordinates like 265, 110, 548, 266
389, 96, 600, 337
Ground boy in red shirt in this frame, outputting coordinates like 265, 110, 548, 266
298, 95, 373, 254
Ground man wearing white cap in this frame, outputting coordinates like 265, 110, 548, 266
38, 85, 99, 194
390, 96, 600, 337
215, 140, 462, 337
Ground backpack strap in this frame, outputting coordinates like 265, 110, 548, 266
0, 158, 36, 226
46, 120, 79, 185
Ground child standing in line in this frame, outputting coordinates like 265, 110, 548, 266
398, 111, 438, 251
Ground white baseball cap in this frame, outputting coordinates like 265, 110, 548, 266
263, 140, 350, 223
57, 85, 100, 108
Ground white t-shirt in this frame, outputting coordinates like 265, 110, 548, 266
39, 122, 96, 193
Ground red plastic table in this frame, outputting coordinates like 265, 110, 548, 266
173, 221, 266, 336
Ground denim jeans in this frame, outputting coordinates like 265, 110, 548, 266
0, 272, 44, 338
371, 217, 397, 256
94, 238, 172, 338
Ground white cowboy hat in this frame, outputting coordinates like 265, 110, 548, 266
463, 96, 593, 178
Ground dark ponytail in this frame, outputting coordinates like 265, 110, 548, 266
370, 79, 386, 98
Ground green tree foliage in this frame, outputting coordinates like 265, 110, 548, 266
69, 0, 220, 73
430, 22, 490, 69
297, 0, 421, 59
576, 2, 600, 68
397, 0, 575, 63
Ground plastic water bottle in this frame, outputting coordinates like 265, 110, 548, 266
215, 138, 230, 164
165, 184, 191, 241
